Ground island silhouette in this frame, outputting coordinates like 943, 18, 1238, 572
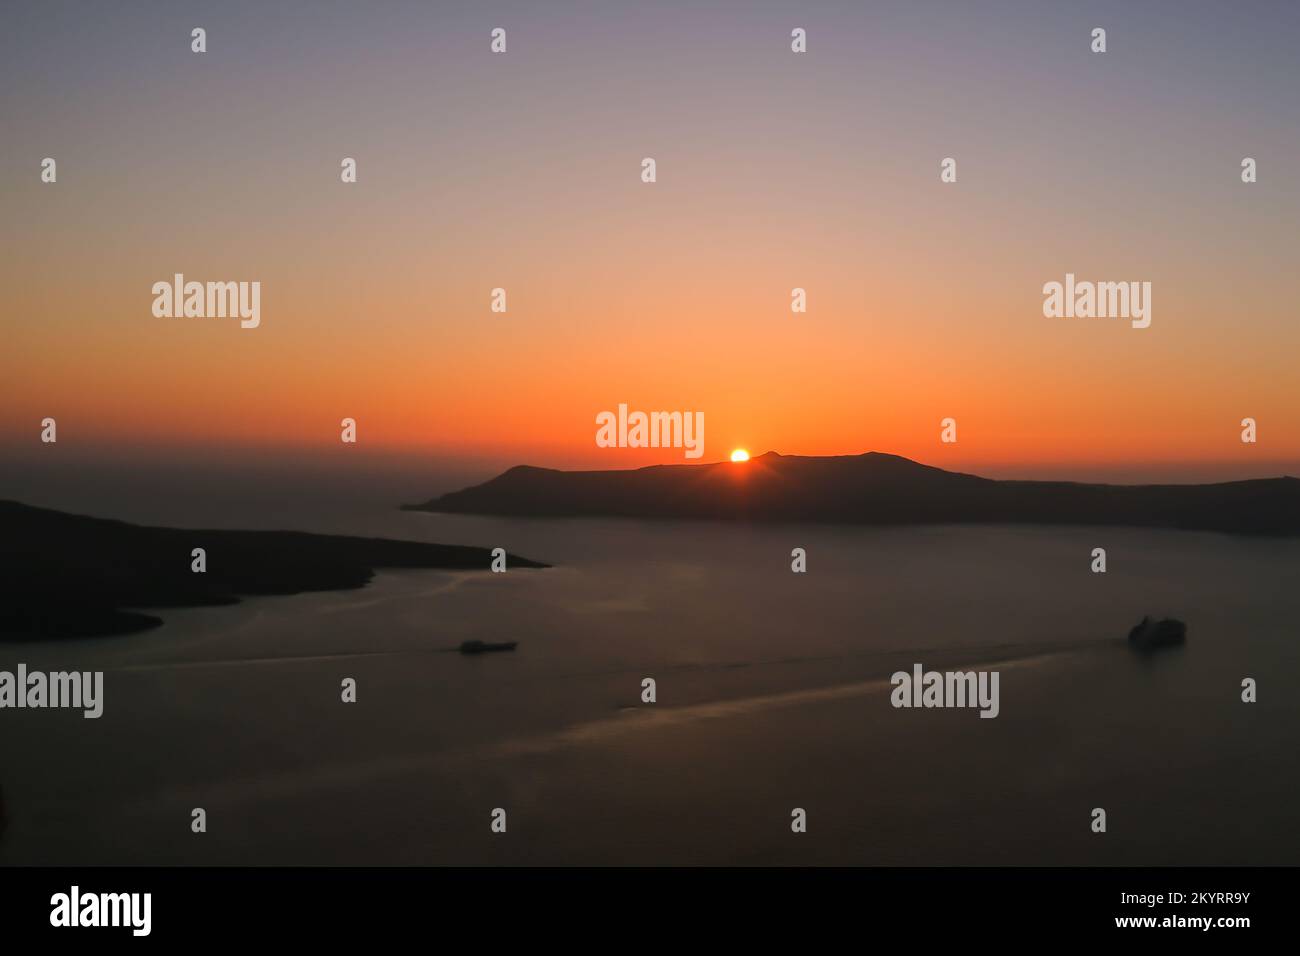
0, 500, 547, 641
404, 451, 1300, 535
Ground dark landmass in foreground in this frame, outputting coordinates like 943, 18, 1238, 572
405, 451, 1300, 535
0, 500, 547, 640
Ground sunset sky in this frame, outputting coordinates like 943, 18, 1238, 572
3, 0, 1298, 482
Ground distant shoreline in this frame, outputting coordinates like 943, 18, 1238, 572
404, 451, 1300, 536
0, 501, 547, 641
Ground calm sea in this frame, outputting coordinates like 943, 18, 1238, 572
2, 459, 1297, 864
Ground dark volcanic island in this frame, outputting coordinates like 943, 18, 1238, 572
0, 500, 547, 640
405, 451, 1300, 535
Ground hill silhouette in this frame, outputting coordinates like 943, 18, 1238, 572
404, 451, 1300, 535
0, 500, 546, 640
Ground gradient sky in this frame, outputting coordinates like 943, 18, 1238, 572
3, 0, 1298, 481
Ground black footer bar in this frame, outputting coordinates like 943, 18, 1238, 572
0, 866, 1283, 942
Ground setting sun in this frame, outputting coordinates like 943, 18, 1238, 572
730, 449, 750, 462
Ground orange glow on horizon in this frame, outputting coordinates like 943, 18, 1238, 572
3, 6, 1299, 490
